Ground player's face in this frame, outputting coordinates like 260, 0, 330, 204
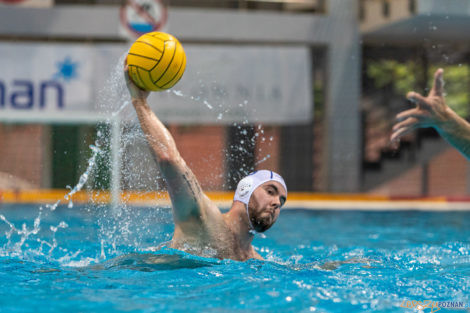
247, 181, 287, 232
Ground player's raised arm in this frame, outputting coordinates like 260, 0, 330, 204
391, 68, 470, 159
124, 64, 209, 223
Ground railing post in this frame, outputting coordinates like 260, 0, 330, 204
111, 116, 121, 208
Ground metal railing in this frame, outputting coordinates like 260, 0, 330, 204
54, 0, 326, 13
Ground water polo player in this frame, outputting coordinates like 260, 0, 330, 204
124, 64, 287, 261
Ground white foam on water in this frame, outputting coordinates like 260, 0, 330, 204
62, 257, 99, 268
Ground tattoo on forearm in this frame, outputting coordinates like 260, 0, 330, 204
182, 170, 202, 202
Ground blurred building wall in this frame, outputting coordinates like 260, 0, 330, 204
0, 2, 362, 192
0, 124, 48, 188
2, 1, 470, 196
370, 148, 469, 197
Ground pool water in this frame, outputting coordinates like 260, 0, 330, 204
0, 204, 469, 313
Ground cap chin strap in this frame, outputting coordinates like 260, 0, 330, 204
246, 205, 258, 235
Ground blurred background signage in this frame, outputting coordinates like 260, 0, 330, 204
120, 0, 168, 39
0, 42, 312, 125
0, 0, 53, 7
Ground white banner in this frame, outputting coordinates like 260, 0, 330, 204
147, 45, 313, 124
0, 42, 312, 124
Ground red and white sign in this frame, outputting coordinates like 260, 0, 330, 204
0, 0, 53, 7
120, 0, 168, 39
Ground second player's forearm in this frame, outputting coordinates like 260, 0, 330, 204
132, 99, 180, 162
436, 109, 470, 160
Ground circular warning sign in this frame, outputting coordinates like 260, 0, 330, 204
120, 0, 168, 37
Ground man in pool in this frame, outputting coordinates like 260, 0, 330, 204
392, 68, 470, 159
124, 64, 287, 262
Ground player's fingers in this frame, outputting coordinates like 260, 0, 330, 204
392, 117, 418, 132
390, 124, 417, 142
124, 55, 129, 68
123, 72, 132, 89
430, 68, 444, 97
123, 63, 131, 82
406, 91, 428, 108
396, 108, 421, 122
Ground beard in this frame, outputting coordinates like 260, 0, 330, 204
250, 212, 274, 233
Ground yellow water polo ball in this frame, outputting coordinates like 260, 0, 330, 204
127, 32, 186, 91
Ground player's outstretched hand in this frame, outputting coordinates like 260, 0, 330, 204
391, 68, 450, 142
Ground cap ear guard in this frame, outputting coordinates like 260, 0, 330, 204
234, 176, 254, 205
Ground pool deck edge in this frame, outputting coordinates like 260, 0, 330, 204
1, 190, 469, 211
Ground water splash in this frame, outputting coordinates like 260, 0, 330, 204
0, 208, 69, 258
0, 140, 103, 261
204, 100, 213, 109
65, 144, 102, 207
170, 89, 217, 111
171, 90, 184, 97
0, 57, 122, 263
0, 52, 271, 266
255, 154, 271, 166
48, 221, 69, 255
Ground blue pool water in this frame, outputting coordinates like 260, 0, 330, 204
0, 204, 469, 313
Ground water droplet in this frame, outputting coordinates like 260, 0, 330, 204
172, 90, 184, 97
204, 100, 213, 109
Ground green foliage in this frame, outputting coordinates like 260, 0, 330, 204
367, 60, 419, 94
436, 65, 469, 117
367, 60, 470, 117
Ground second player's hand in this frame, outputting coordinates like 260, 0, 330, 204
391, 68, 451, 142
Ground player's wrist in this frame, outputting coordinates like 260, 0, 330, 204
437, 107, 460, 133
131, 98, 148, 106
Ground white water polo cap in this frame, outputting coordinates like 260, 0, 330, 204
234, 170, 287, 206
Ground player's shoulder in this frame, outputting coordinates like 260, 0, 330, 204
199, 194, 224, 222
